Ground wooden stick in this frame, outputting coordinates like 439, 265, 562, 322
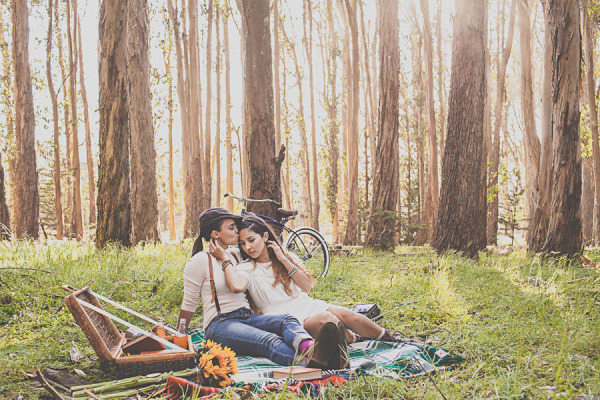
35, 368, 70, 400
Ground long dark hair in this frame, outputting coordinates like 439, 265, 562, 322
237, 214, 314, 294
191, 221, 226, 257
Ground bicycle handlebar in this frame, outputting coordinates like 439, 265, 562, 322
224, 192, 282, 207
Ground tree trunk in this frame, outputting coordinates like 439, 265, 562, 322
436, 0, 445, 154
519, 0, 541, 246
163, 18, 176, 241
0, 152, 9, 239
56, 1, 72, 232
582, 157, 594, 244
238, 0, 282, 218
214, 7, 221, 207
77, 16, 96, 226
343, 0, 360, 245
365, 0, 399, 250
12, 0, 39, 239
47, 0, 64, 240
223, 7, 233, 212
128, 0, 159, 244
304, 0, 320, 230
168, 0, 204, 238
204, 0, 213, 206
432, 0, 487, 257
97, 0, 131, 247
419, 0, 439, 230
286, 31, 313, 224
67, 0, 83, 239
325, 0, 339, 243
0, 9, 14, 234
486, 0, 516, 245
528, 1, 552, 252
582, 0, 600, 245
542, 0, 582, 257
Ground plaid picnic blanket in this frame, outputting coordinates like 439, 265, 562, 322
188, 328, 464, 384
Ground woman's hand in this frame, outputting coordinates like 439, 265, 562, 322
267, 240, 288, 262
208, 239, 228, 262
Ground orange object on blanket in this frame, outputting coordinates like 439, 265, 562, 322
165, 376, 222, 399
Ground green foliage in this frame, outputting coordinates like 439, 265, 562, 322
1, 242, 600, 399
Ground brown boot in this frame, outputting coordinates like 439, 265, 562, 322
327, 321, 350, 370
306, 322, 338, 369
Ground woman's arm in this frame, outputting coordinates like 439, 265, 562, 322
209, 239, 249, 293
268, 241, 314, 293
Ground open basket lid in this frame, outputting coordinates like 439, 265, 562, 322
64, 286, 124, 362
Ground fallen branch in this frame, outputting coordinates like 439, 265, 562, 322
35, 368, 71, 400
566, 277, 590, 284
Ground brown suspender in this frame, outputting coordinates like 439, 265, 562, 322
207, 255, 222, 316
232, 253, 240, 264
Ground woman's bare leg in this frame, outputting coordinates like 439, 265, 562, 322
326, 305, 385, 341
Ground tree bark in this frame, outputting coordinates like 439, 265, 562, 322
436, 0, 445, 154
419, 0, 439, 230
582, 157, 594, 244
486, 0, 516, 245
365, 0, 399, 250
519, 0, 541, 247
77, 16, 96, 226
582, 0, 600, 245
303, 0, 320, 230
204, 0, 213, 206
12, 0, 39, 239
47, 0, 64, 240
55, 0, 71, 234
325, 0, 339, 242
285, 30, 313, 224
67, 0, 83, 239
528, 6, 551, 252
542, 0, 582, 257
432, 0, 487, 257
223, 7, 234, 212
128, 0, 159, 244
343, 0, 360, 245
163, 16, 176, 241
97, 0, 131, 247
214, 6, 221, 207
238, 0, 282, 218
168, 0, 204, 238
0, 152, 9, 239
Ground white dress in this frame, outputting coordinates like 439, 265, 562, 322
237, 260, 329, 322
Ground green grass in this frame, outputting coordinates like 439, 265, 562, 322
1, 240, 599, 399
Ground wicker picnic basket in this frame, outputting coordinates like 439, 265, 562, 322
64, 286, 196, 378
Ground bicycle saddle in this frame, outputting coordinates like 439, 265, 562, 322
277, 208, 298, 217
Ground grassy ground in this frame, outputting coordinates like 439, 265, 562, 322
0, 240, 599, 399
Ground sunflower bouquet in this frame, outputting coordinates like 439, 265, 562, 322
196, 340, 239, 388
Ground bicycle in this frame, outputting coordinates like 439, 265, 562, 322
224, 193, 331, 278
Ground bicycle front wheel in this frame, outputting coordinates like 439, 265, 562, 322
284, 227, 330, 278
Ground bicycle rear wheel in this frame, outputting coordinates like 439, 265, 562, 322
284, 227, 330, 278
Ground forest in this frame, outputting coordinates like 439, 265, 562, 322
0, 0, 594, 255
1, 0, 600, 399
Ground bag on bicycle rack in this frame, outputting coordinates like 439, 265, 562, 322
351, 303, 381, 320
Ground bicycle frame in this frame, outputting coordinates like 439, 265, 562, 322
240, 209, 294, 242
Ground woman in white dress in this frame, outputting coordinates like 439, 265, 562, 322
236, 213, 402, 344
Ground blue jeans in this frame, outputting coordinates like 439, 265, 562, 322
205, 308, 312, 366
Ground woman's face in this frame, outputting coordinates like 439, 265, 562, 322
216, 218, 239, 246
238, 228, 268, 259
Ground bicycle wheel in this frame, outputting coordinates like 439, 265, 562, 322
284, 227, 330, 278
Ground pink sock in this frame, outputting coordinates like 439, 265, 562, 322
299, 339, 314, 354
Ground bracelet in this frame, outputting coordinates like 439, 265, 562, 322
287, 266, 299, 277
221, 260, 233, 271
